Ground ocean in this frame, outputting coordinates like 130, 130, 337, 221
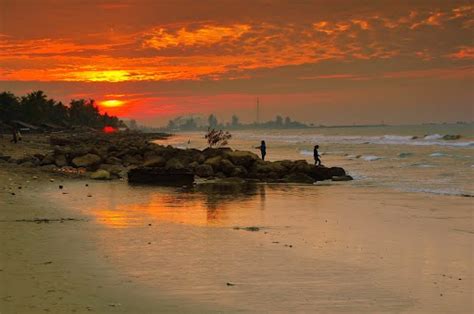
161, 123, 474, 198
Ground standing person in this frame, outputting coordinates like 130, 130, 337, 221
256, 140, 266, 161
16, 129, 22, 142
313, 145, 321, 166
10, 126, 18, 144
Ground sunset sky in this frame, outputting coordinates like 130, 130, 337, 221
0, 0, 473, 126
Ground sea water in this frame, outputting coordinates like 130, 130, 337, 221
163, 123, 474, 197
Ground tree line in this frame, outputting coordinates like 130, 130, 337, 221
0, 91, 122, 128
165, 113, 309, 131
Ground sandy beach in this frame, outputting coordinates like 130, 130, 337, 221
1, 135, 473, 313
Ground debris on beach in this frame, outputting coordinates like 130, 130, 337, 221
226, 282, 236, 286
11, 218, 86, 224
233, 226, 260, 232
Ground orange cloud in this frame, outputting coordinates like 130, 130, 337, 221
143, 24, 250, 49
447, 46, 474, 60
0, 4, 472, 85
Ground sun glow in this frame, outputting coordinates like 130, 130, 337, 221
100, 99, 125, 107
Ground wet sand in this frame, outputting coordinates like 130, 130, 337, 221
0, 164, 216, 313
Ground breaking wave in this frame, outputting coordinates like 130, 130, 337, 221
236, 133, 474, 148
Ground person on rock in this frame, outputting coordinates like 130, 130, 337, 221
10, 126, 18, 144
314, 145, 321, 166
256, 140, 266, 161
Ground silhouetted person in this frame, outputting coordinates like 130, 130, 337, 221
10, 126, 18, 144
313, 145, 321, 166
256, 140, 266, 160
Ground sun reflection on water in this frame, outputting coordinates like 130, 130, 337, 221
92, 183, 266, 228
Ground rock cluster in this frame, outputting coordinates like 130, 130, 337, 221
1, 132, 352, 184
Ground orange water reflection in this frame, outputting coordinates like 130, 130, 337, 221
92, 184, 266, 228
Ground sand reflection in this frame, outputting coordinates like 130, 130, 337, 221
93, 183, 266, 228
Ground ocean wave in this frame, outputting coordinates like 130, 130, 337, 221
236, 133, 474, 148
362, 155, 382, 161
430, 152, 448, 157
299, 149, 313, 156
411, 163, 435, 168
402, 187, 473, 198
423, 134, 444, 140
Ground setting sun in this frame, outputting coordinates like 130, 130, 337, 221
100, 99, 125, 108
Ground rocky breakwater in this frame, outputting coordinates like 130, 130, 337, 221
0, 132, 352, 185
0, 132, 170, 180
128, 147, 353, 185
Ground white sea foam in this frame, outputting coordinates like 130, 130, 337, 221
430, 152, 447, 157
362, 155, 382, 161
299, 150, 313, 156
413, 164, 435, 168
402, 187, 473, 197
235, 133, 474, 148
424, 134, 444, 140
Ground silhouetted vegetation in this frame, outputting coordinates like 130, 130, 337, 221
205, 128, 232, 147
0, 90, 123, 129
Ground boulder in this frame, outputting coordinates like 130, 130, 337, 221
54, 154, 68, 167
292, 160, 311, 173
195, 164, 214, 177
331, 175, 353, 181
122, 154, 142, 166
443, 134, 461, 140
143, 156, 166, 167
0, 154, 11, 162
202, 147, 232, 158
231, 166, 248, 177
128, 167, 194, 186
106, 156, 122, 165
165, 158, 184, 170
99, 164, 125, 177
90, 169, 111, 180
283, 173, 315, 184
219, 159, 236, 176
226, 150, 259, 168
40, 153, 55, 166
72, 153, 101, 169
305, 165, 346, 181
188, 161, 199, 170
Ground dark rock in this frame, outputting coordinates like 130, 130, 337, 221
40, 153, 55, 166
231, 166, 248, 177
0, 155, 11, 162
226, 150, 259, 168
106, 156, 122, 165
202, 147, 232, 159
99, 164, 125, 177
283, 173, 314, 184
195, 164, 214, 177
54, 154, 68, 167
165, 158, 184, 170
72, 154, 101, 169
143, 156, 166, 167
128, 167, 194, 186
443, 134, 461, 140
90, 169, 111, 180
331, 175, 353, 181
